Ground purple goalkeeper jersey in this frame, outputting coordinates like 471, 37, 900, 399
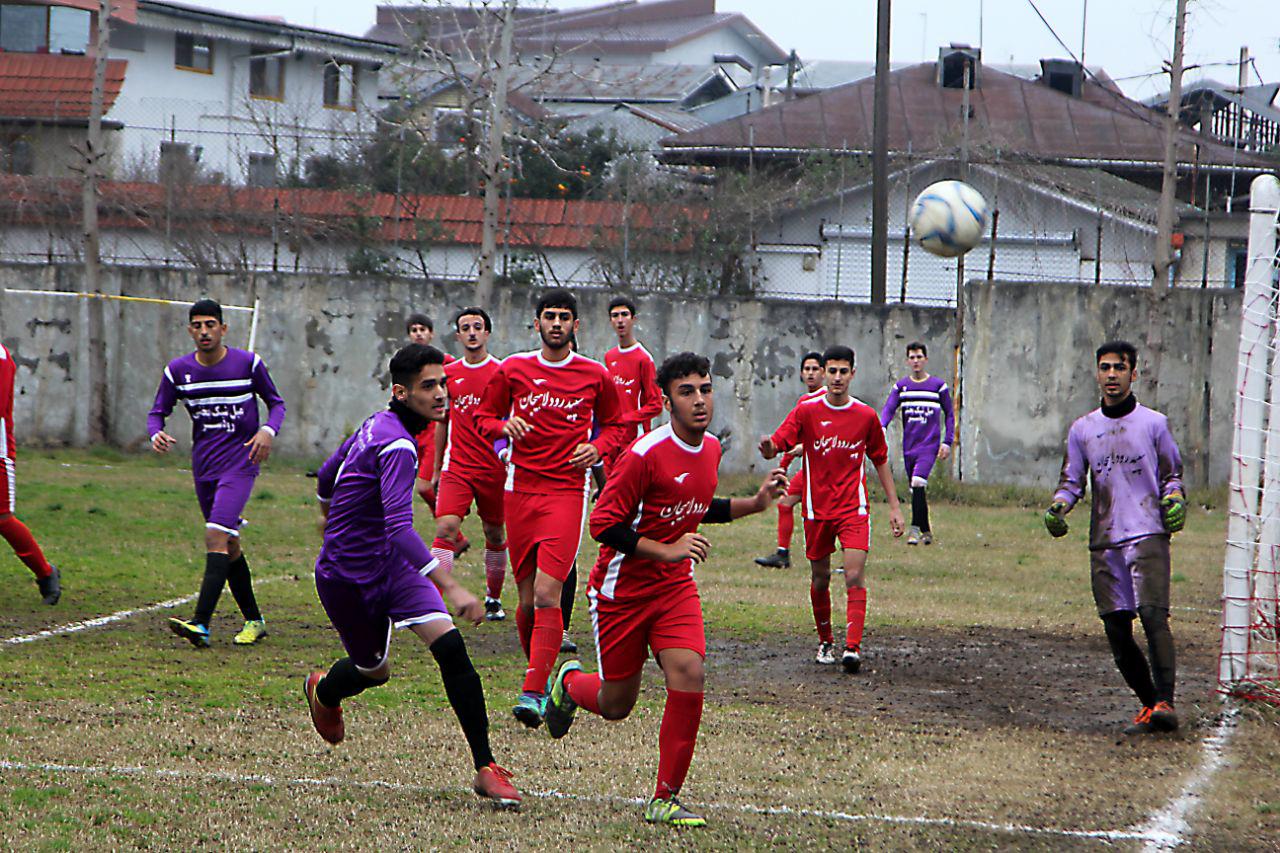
147, 347, 286, 480
1054, 399, 1184, 550
314, 409, 438, 585
880, 375, 955, 454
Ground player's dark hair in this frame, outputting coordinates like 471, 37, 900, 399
608, 296, 637, 316
390, 343, 445, 387
189, 298, 223, 323
657, 352, 711, 397
907, 341, 928, 357
453, 306, 492, 332
822, 345, 856, 367
536, 288, 578, 320
1096, 340, 1138, 369
801, 351, 822, 368
406, 312, 433, 334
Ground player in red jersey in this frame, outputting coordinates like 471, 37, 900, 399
754, 351, 825, 569
474, 288, 630, 728
0, 342, 60, 604
429, 307, 509, 621
542, 351, 786, 827
603, 297, 663, 453
759, 345, 905, 673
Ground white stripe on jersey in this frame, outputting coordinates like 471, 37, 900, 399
601, 498, 644, 599
803, 448, 815, 521
899, 390, 941, 400
904, 401, 942, 410
176, 378, 252, 392
181, 393, 254, 407
378, 438, 418, 457
3, 457, 14, 513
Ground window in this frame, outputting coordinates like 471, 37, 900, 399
250, 44, 286, 100
323, 61, 358, 109
48, 7, 89, 54
175, 33, 213, 72
109, 21, 146, 52
159, 142, 199, 182
247, 153, 276, 187
1, 137, 33, 175
1226, 241, 1248, 289
0, 5, 48, 52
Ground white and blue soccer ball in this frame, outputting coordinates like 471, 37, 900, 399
909, 180, 988, 258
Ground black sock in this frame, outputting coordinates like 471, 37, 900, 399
1102, 612, 1157, 707
227, 554, 262, 622
430, 629, 496, 770
560, 563, 577, 630
316, 657, 387, 708
911, 486, 930, 532
193, 552, 232, 627
1138, 606, 1176, 704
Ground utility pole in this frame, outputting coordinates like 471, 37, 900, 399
1152, 0, 1188, 291
475, 0, 516, 305
83, 0, 113, 444
870, 0, 891, 305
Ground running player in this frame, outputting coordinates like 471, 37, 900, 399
754, 351, 825, 569
0, 341, 60, 604
543, 351, 787, 827
303, 343, 521, 806
1044, 340, 1184, 734
880, 341, 954, 545
149, 299, 285, 647
430, 307, 508, 621
474, 288, 629, 728
603, 296, 663, 458
759, 345, 905, 672
407, 313, 469, 556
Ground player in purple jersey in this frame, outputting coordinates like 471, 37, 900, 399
1045, 341, 1186, 735
148, 299, 285, 648
880, 342, 954, 545
303, 344, 522, 808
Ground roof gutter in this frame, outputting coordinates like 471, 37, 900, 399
137, 1, 398, 53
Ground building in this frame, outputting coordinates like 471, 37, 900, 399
1147, 79, 1280, 157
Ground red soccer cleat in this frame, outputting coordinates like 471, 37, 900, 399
473, 762, 522, 808
1150, 700, 1179, 732
304, 671, 345, 744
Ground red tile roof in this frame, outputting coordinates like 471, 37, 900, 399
0, 54, 128, 122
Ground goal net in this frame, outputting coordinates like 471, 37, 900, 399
1220, 174, 1280, 704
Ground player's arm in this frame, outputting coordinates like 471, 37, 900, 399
628, 355, 665, 426
432, 415, 448, 491
1045, 424, 1087, 537
938, 383, 956, 459
314, 431, 357, 527
1155, 416, 1187, 533
475, 367, 527, 441
879, 382, 901, 429
147, 366, 179, 453
577, 372, 630, 467
867, 419, 905, 537
247, 356, 286, 464
701, 467, 789, 524
759, 406, 802, 459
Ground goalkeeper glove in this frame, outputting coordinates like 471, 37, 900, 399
1161, 493, 1186, 533
1044, 501, 1069, 538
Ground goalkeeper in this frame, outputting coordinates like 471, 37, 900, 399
1043, 341, 1185, 735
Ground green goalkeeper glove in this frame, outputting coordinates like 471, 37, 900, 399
1044, 501, 1069, 538
1161, 493, 1186, 533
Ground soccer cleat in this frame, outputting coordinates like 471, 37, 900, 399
473, 762, 522, 808
921, 530, 934, 545
753, 549, 790, 569
906, 526, 921, 545
37, 564, 61, 606
1123, 706, 1156, 735
484, 597, 506, 621
454, 534, 471, 558
815, 641, 836, 665
512, 692, 545, 729
168, 617, 210, 648
545, 660, 582, 739
841, 646, 862, 674
232, 619, 268, 645
1150, 701, 1179, 732
303, 671, 345, 744
644, 796, 707, 828
560, 631, 578, 654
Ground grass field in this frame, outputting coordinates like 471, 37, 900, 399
1, 449, 1278, 850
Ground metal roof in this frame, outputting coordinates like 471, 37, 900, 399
511, 62, 732, 104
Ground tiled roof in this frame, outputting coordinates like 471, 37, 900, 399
0, 55, 128, 122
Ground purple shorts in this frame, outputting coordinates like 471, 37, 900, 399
194, 471, 256, 536
1090, 535, 1171, 616
314, 563, 452, 670
903, 448, 939, 482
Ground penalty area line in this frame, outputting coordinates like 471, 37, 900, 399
0, 759, 1161, 843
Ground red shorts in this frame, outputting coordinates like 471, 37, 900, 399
505, 489, 587, 584
787, 468, 805, 498
1, 456, 14, 514
587, 581, 705, 681
804, 513, 870, 560
435, 467, 506, 525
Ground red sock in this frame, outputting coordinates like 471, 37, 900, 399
522, 607, 561, 694
0, 515, 51, 579
515, 605, 533, 657
655, 689, 703, 800
809, 584, 833, 644
777, 504, 794, 550
564, 669, 603, 716
429, 537, 454, 575
453, 532, 470, 556
846, 587, 868, 650
484, 542, 507, 599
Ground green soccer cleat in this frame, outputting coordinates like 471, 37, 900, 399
168, 618, 210, 648
644, 796, 707, 828
233, 619, 268, 645
545, 660, 582, 739
512, 692, 545, 729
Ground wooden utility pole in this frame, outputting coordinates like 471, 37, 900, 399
870, 0, 891, 304
84, 0, 112, 294
1152, 0, 1188, 291
475, 0, 516, 305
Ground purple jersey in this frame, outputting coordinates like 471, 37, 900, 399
147, 347, 285, 480
1054, 401, 1184, 550
314, 409, 438, 585
880, 375, 955, 455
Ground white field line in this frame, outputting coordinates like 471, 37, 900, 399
0, 758, 1162, 843
1135, 707, 1240, 851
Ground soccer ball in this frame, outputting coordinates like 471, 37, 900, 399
909, 180, 988, 258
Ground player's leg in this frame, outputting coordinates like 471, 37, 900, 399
840, 544, 871, 673
910, 450, 938, 544
480, 518, 508, 621
755, 476, 803, 568
169, 477, 233, 646
1135, 536, 1177, 731
902, 453, 921, 544
226, 532, 268, 645
560, 562, 578, 653
0, 460, 59, 603
805, 517, 837, 663
504, 490, 539, 656
1092, 545, 1160, 733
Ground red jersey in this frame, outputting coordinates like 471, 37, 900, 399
770, 394, 888, 520
605, 342, 663, 438
475, 350, 628, 494
782, 387, 826, 469
441, 354, 503, 477
414, 353, 457, 479
588, 424, 721, 601
0, 343, 15, 459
